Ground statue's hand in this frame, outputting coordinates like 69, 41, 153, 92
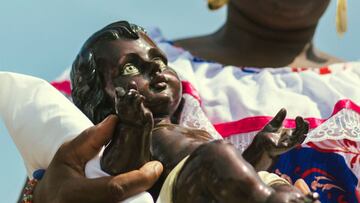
101, 82, 153, 175
115, 81, 153, 128
254, 108, 309, 158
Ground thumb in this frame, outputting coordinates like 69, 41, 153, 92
266, 108, 287, 131
64, 161, 163, 203
109, 161, 163, 200
70, 115, 119, 163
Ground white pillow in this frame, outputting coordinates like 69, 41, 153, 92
0, 72, 153, 203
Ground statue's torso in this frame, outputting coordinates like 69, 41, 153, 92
151, 123, 213, 175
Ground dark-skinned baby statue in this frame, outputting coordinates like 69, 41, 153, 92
71, 21, 319, 203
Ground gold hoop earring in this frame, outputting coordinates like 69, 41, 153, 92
208, 0, 228, 10
336, 0, 347, 37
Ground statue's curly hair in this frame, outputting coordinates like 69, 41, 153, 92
70, 21, 146, 124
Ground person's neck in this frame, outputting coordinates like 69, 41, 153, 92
211, 3, 319, 67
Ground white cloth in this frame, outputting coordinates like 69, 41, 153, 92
0, 72, 93, 176
257, 171, 290, 186
148, 27, 360, 123
0, 72, 152, 203
156, 156, 189, 203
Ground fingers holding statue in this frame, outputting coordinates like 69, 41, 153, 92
33, 115, 163, 203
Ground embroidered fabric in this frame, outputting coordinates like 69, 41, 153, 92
179, 94, 223, 140
174, 92, 360, 156
224, 132, 257, 153
178, 92, 357, 151
304, 108, 360, 142
222, 108, 360, 154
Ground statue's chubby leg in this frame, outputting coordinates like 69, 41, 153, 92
172, 140, 273, 203
172, 140, 319, 203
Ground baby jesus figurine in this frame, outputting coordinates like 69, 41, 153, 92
71, 21, 319, 203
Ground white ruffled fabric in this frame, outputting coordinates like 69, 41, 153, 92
150, 28, 360, 197
149, 26, 360, 123
0, 72, 93, 176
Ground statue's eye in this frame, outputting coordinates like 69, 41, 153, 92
153, 57, 167, 71
122, 63, 140, 76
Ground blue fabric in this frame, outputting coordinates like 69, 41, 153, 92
273, 147, 359, 203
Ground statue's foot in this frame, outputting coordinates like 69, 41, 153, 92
266, 184, 320, 203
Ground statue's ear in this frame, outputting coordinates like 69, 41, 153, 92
171, 97, 185, 124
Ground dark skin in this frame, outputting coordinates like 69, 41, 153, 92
33, 115, 163, 203
175, 0, 343, 68
97, 34, 318, 202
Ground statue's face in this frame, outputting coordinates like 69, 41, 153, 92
96, 33, 182, 118
230, 0, 330, 29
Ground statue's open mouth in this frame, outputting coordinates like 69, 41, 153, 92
150, 74, 168, 92
152, 82, 167, 92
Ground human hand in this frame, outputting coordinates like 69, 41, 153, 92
115, 81, 153, 128
254, 108, 309, 158
33, 115, 163, 203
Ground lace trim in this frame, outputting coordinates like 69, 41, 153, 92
223, 109, 360, 153
179, 94, 222, 140
305, 108, 360, 143
224, 132, 258, 153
